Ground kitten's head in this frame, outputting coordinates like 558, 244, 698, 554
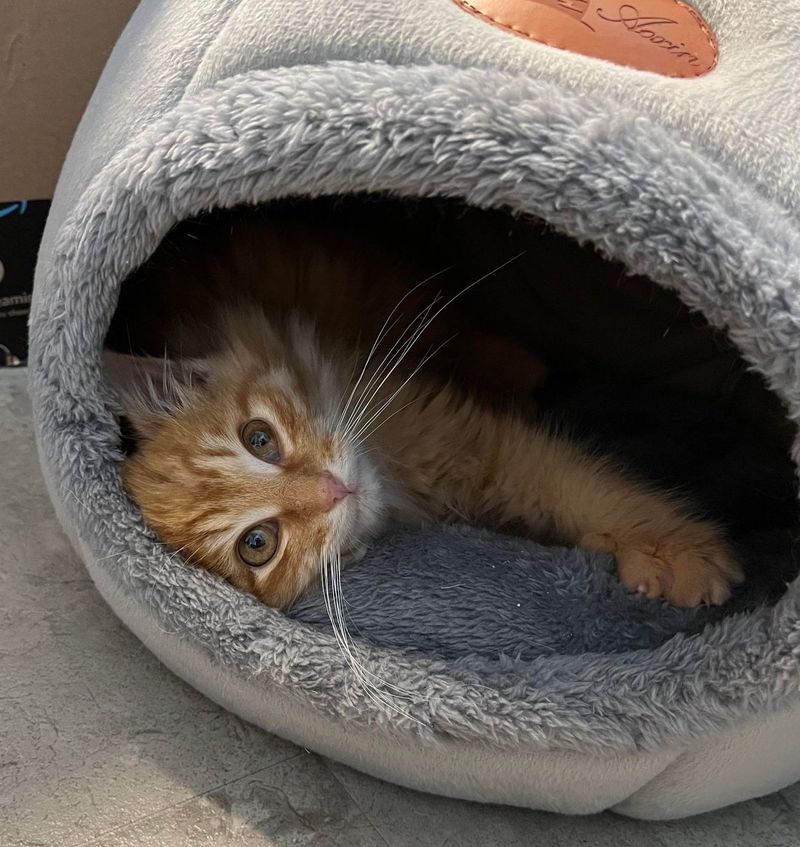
106, 309, 388, 608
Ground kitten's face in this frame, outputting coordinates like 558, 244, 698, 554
109, 311, 387, 608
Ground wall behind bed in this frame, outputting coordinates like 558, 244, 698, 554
0, 1, 136, 366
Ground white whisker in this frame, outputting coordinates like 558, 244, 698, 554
334, 265, 453, 434
319, 550, 421, 721
349, 337, 455, 447
342, 254, 525, 451
340, 295, 442, 440
355, 391, 434, 444
340, 299, 442, 443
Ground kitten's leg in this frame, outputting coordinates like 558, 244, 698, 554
488, 422, 744, 607
380, 381, 742, 607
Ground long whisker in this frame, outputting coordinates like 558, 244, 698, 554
319, 552, 421, 719
340, 295, 443, 440
334, 314, 403, 431
320, 255, 526, 721
354, 390, 435, 445
327, 345, 364, 433
340, 294, 446, 441
344, 253, 525, 447
334, 266, 454, 433
349, 337, 455, 446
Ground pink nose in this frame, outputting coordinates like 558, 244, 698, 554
320, 472, 352, 511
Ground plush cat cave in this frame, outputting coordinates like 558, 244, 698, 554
30, 0, 800, 819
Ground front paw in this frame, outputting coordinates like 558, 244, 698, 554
583, 523, 744, 607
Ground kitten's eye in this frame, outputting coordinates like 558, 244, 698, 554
237, 522, 279, 567
242, 419, 280, 463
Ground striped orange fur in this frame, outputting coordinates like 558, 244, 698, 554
110, 302, 743, 610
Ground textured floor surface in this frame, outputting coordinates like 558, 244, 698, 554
1, 367, 799, 846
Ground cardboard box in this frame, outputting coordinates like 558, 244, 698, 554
0, 1, 137, 365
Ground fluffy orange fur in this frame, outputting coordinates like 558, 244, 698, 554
106, 204, 746, 609
111, 299, 743, 610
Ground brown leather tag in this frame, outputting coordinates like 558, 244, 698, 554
453, 0, 718, 78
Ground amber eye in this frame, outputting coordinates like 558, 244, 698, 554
237, 522, 279, 567
242, 419, 280, 463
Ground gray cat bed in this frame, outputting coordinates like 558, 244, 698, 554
30, 0, 800, 819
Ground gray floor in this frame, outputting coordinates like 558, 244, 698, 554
1, 366, 798, 847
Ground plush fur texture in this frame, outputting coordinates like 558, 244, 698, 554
112, 298, 744, 612
28, 56, 800, 815
291, 524, 723, 660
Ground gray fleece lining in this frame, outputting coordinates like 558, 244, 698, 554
29, 62, 800, 755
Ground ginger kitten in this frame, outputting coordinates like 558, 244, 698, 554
108, 299, 743, 610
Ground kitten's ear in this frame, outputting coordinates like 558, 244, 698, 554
104, 350, 210, 440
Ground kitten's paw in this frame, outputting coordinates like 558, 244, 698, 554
584, 525, 744, 607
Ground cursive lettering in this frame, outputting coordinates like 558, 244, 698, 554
595, 4, 700, 64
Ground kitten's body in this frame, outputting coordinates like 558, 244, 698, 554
112, 300, 743, 610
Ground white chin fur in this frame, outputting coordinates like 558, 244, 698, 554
327, 448, 389, 556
